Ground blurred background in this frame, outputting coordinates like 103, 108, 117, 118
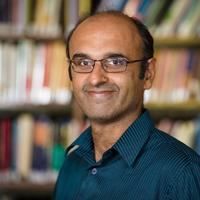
0, 0, 200, 199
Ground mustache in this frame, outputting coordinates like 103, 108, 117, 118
82, 83, 119, 92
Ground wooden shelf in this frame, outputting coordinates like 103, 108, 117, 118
0, 101, 199, 119
155, 37, 200, 48
0, 30, 64, 42
0, 34, 64, 42
0, 182, 54, 194
1, 29, 200, 47
146, 102, 200, 120
0, 103, 72, 117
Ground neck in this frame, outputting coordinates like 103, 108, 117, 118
91, 109, 142, 162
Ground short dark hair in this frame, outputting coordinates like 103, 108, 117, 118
66, 11, 154, 80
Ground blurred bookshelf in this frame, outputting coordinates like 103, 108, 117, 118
0, 104, 71, 117
155, 38, 200, 48
0, 182, 54, 200
1, 0, 200, 199
146, 102, 200, 120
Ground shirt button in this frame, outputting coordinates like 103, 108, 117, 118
91, 168, 97, 175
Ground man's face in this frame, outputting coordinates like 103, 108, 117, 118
69, 16, 153, 124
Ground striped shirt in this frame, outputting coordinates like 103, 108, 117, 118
54, 110, 200, 200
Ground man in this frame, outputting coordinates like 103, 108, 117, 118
54, 11, 200, 199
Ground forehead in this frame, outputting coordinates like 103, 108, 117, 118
69, 15, 143, 57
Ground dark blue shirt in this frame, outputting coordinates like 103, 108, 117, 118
54, 110, 200, 200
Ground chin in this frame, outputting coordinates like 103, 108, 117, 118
86, 111, 124, 124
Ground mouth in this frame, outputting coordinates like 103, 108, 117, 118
86, 90, 116, 97
82, 84, 119, 100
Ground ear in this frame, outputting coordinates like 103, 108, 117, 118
68, 65, 72, 81
143, 58, 156, 90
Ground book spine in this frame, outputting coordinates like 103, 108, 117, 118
146, 48, 199, 103
97, 0, 128, 11
79, 0, 92, 18
64, 0, 79, 36
0, 119, 11, 170
15, 114, 34, 179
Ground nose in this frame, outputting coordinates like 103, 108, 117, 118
88, 61, 108, 86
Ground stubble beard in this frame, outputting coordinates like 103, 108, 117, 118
79, 98, 140, 125
74, 83, 143, 125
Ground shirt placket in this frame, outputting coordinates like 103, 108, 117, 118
75, 164, 100, 200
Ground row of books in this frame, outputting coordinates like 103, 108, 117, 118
145, 48, 200, 103
0, 40, 71, 105
97, 0, 200, 38
2, 0, 200, 39
0, 114, 88, 183
0, 113, 199, 183
0, 0, 92, 38
0, 41, 200, 105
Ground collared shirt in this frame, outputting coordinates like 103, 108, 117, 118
54, 110, 200, 200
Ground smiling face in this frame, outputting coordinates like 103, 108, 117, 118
69, 14, 155, 124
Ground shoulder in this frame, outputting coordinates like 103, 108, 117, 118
148, 128, 200, 175
147, 128, 200, 198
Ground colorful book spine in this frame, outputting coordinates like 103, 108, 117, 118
97, 0, 128, 11
145, 48, 200, 103
0, 40, 71, 105
15, 114, 34, 179
0, 119, 11, 170
79, 0, 92, 18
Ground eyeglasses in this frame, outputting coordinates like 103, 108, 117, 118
69, 57, 148, 73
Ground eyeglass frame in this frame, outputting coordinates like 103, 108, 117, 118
68, 56, 150, 73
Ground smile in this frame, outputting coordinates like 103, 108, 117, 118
86, 90, 116, 99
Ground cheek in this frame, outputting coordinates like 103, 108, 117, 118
112, 75, 132, 98
71, 76, 83, 96
124, 73, 144, 97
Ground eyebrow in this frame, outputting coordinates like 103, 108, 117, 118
103, 53, 129, 59
72, 53, 130, 60
72, 53, 90, 59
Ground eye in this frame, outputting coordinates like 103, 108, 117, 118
106, 58, 127, 66
74, 58, 93, 67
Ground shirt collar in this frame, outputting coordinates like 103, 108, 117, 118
67, 126, 97, 165
67, 110, 154, 166
113, 110, 154, 166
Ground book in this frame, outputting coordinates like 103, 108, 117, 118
135, 0, 153, 21
15, 114, 34, 179
79, 0, 92, 18
153, 0, 174, 26
51, 119, 67, 171
31, 116, 52, 172
176, 0, 200, 38
30, 43, 46, 104
123, 0, 140, 18
11, 0, 30, 35
0, 118, 11, 170
15, 41, 34, 103
0, 40, 71, 105
0, 0, 10, 23
154, 0, 192, 37
148, 47, 200, 104
144, 0, 172, 28
49, 41, 71, 104
6, 43, 17, 103
30, 0, 62, 37
64, 0, 79, 36
97, 0, 128, 12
